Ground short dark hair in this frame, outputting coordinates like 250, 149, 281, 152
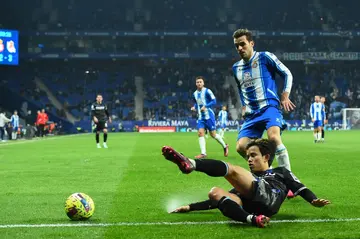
232, 29, 253, 42
245, 139, 277, 166
195, 76, 205, 82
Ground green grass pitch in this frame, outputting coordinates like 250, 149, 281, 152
0, 131, 360, 239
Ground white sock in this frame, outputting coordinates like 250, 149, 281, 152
275, 144, 291, 171
189, 158, 196, 168
199, 137, 206, 155
12, 132, 16, 139
221, 130, 225, 138
317, 132, 321, 140
246, 215, 254, 224
313, 133, 317, 140
214, 134, 227, 148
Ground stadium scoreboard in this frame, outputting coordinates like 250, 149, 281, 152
0, 29, 19, 65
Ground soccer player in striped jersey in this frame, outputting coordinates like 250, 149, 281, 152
191, 76, 229, 159
218, 106, 228, 139
232, 29, 295, 168
310, 96, 326, 143
232, 29, 296, 198
10, 110, 19, 140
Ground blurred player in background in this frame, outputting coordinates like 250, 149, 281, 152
162, 139, 330, 228
10, 110, 19, 140
91, 94, 111, 148
191, 76, 229, 159
310, 96, 325, 143
320, 96, 328, 142
39, 109, 49, 137
218, 106, 228, 139
0, 110, 11, 142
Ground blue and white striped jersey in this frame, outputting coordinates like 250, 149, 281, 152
218, 110, 228, 124
310, 102, 325, 121
232, 51, 293, 115
11, 114, 19, 128
193, 87, 216, 120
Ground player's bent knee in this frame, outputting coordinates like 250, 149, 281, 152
208, 187, 226, 201
268, 133, 281, 144
236, 143, 246, 155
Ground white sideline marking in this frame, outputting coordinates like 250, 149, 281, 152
0, 218, 360, 229
0, 134, 89, 147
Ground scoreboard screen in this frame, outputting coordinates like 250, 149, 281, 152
0, 29, 19, 66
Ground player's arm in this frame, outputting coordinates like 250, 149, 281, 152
264, 52, 295, 112
322, 105, 326, 123
171, 199, 218, 213
91, 104, 98, 123
310, 104, 315, 122
191, 95, 197, 111
284, 169, 330, 207
204, 89, 216, 110
105, 105, 112, 123
3, 115, 11, 123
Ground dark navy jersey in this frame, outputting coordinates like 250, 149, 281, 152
91, 102, 109, 121
252, 167, 307, 196
323, 103, 329, 120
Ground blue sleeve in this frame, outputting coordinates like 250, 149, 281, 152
263, 52, 293, 93
205, 98, 216, 108
310, 104, 314, 118
205, 89, 216, 108
193, 94, 198, 109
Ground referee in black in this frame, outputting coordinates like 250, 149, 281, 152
91, 94, 112, 148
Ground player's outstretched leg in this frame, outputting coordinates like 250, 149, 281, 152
209, 188, 270, 228
162, 146, 195, 174
209, 130, 229, 157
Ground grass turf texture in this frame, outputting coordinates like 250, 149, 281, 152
0, 131, 360, 239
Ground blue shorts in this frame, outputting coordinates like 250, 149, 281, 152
13, 126, 18, 131
313, 120, 323, 128
220, 123, 226, 129
237, 106, 287, 140
197, 118, 216, 132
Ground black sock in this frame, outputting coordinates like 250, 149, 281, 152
104, 133, 107, 142
96, 133, 99, 143
195, 159, 228, 177
321, 129, 325, 139
218, 196, 251, 223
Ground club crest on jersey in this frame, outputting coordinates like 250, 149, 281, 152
252, 61, 258, 68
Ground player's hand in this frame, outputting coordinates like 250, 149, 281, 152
281, 95, 296, 112
200, 106, 206, 112
93, 117, 98, 123
311, 118, 315, 123
324, 119, 328, 124
311, 198, 331, 207
190, 107, 196, 111
108, 117, 112, 123
170, 205, 190, 213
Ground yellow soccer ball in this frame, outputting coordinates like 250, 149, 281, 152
65, 193, 95, 220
